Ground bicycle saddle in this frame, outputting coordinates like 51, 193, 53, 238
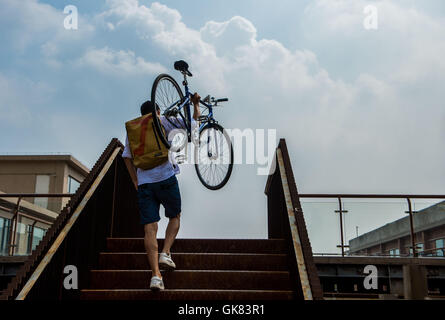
174, 60, 193, 77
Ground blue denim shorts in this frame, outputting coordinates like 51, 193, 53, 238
137, 175, 181, 225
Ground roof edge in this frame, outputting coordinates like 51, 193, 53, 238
0, 155, 90, 175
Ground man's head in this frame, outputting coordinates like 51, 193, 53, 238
140, 100, 160, 116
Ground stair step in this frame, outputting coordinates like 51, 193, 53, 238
98, 252, 289, 271
80, 289, 294, 300
106, 238, 288, 254
0, 274, 15, 292
89, 270, 292, 290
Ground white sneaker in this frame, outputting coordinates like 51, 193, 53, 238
150, 276, 164, 291
159, 252, 176, 270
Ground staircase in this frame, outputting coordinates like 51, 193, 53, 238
2, 139, 321, 301
81, 238, 295, 300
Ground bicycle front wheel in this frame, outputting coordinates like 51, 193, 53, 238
194, 123, 233, 190
151, 74, 185, 149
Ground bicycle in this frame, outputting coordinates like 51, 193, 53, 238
151, 60, 233, 190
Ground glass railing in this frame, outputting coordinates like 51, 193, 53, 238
0, 193, 73, 256
300, 195, 445, 258
301, 200, 341, 255
411, 198, 445, 258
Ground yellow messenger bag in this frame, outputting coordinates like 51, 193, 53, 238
125, 114, 169, 170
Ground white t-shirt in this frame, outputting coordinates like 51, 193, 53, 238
122, 116, 195, 185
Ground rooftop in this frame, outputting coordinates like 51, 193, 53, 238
349, 200, 445, 252
0, 154, 90, 176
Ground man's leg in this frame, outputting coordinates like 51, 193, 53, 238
144, 222, 162, 278
162, 214, 180, 254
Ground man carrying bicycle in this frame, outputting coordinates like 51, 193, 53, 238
122, 93, 200, 291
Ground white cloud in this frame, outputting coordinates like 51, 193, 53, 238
302, 0, 445, 82
93, 1, 445, 241
0, 72, 53, 124
99, 0, 208, 54
0, 0, 61, 52
0, 0, 95, 57
201, 16, 257, 56
91, 1, 445, 194
78, 46, 166, 75
2, 0, 445, 239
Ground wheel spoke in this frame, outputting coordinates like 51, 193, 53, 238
196, 125, 232, 189
154, 77, 182, 115
152, 75, 185, 149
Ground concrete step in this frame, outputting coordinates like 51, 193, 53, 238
80, 289, 294, 300
106, 238, 288, 254
98, 252, 289, 271
89, 270, 292, 290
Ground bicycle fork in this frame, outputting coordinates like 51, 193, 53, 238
207, 128, 219, 161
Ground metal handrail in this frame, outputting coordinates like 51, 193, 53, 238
0, 138, 124, 300
298, 194, 445, 199
265, 139, 324, 300
297, 194, 445, 258
0, 194, 74, 198
314, 250, 445, 257
1, 193, 75, 256
15, 148, 121, 300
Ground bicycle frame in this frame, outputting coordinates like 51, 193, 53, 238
152, 64, 233, 189
161, 74, 216, 139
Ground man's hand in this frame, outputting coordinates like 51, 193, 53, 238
191, 92, 201, 121
191, 92, 200, 106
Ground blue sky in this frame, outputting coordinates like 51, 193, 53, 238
1, 0, 445, 249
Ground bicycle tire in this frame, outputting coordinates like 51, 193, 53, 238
194, 123, 233, 190
151, 73, 185, 149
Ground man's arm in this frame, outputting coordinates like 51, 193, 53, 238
124, 157, 138, 190
162, 93, 200, 136
191, 92, 201, 121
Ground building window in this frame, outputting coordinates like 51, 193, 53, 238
389, 248, 400, 256
436, 239, 444, 257
407, 243, 424, 255
417, 243, 424, 253
26, 225, 46, 254
34, 175, 50, 209
68, 176, 81, 194
0, 217, 11, 255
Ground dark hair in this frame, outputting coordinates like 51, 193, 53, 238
140, 100, 155, 116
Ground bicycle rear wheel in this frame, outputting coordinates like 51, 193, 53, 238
195, 123, 233, 190
151, 74, 185, 149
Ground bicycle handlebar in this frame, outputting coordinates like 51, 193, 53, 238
199, 97, 229, 107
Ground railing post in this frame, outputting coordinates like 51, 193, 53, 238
110, 158, 118, 237
8, 197, 22, 256
335, 197, 346, 257
27, 220, 38, 254
406, 198, 417, 257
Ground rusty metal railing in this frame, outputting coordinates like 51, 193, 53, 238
0, 193, 74, 256
1, 138, 128, 300
297, 194, 445, 258
265, 139, 323, 300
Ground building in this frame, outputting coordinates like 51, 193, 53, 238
349, 201, 445, 257
0, 155, 89, 256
